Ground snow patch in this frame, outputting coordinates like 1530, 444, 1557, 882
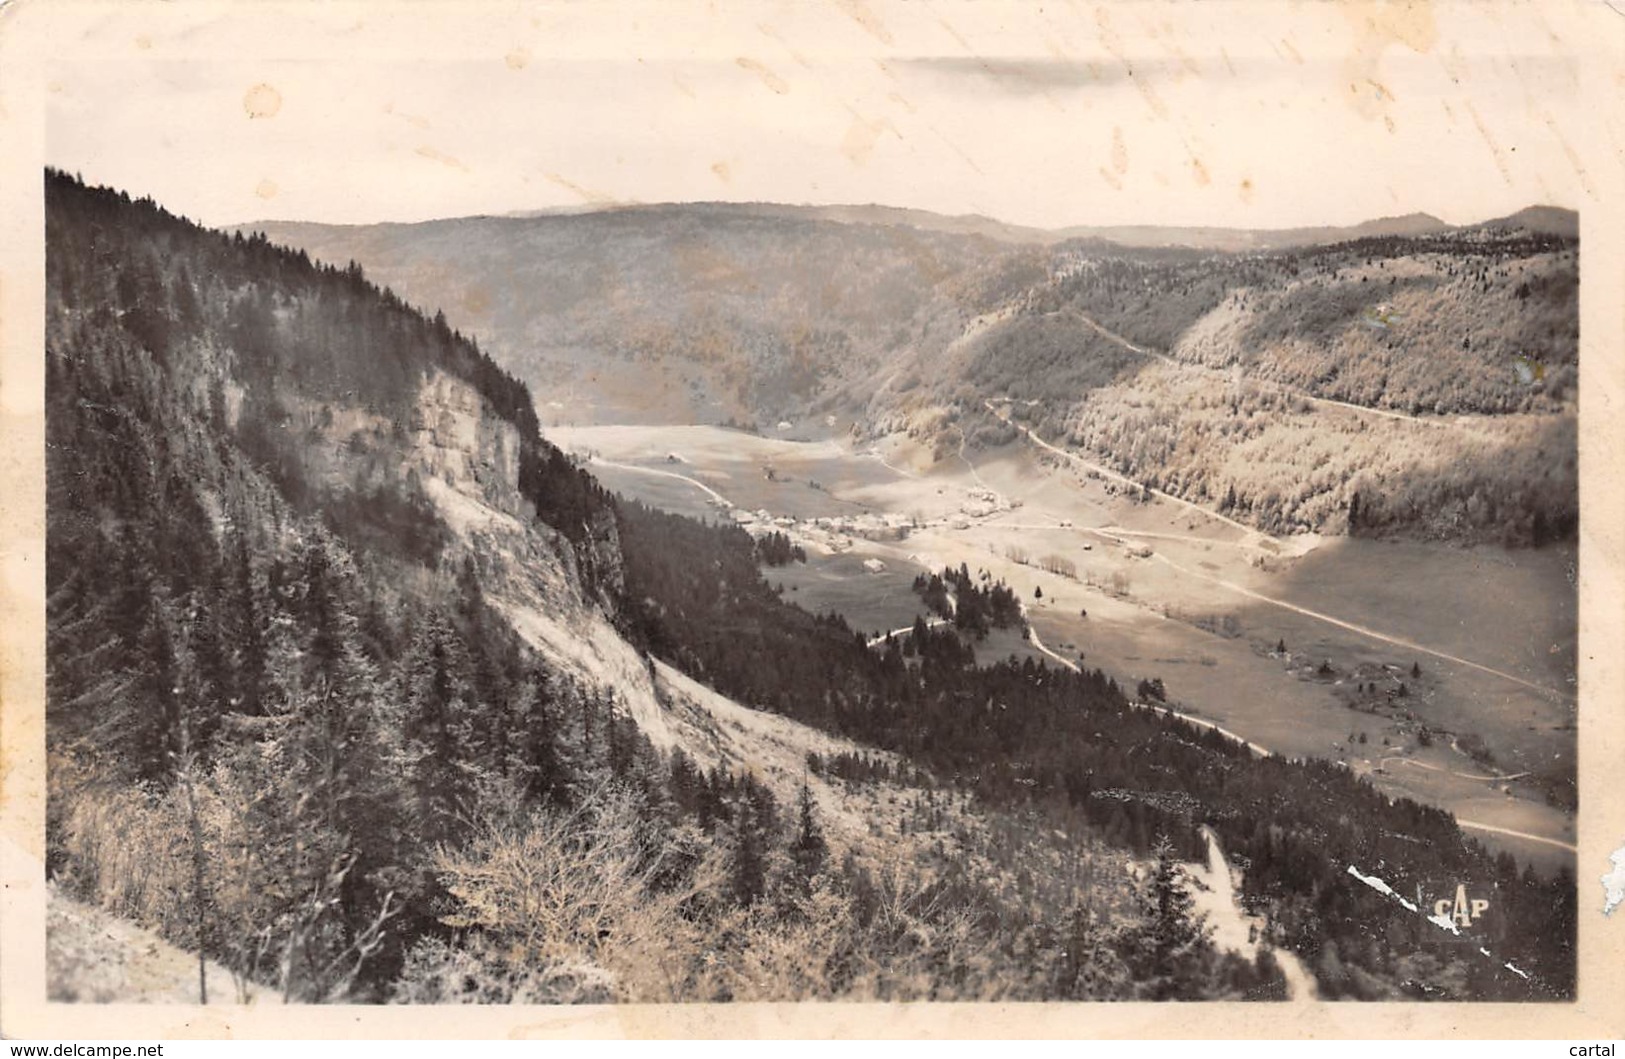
1348, 863, 1537, 985
1346, 863, 1419, 912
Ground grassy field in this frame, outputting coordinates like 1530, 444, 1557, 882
584, 463, 722, 523
549, 424, 905, 521
962, 446, 1577, 805
767, 553, 931, 641
1270, 538, 1577, 693
974, 625, 1055, 669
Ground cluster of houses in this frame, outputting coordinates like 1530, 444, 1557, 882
688, 470, 1022, 568
721, 502, 917, 555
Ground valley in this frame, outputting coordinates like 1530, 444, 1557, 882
550, 418, 1577, 873
39, 170, 1580, 1005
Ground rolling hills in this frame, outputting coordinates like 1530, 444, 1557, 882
249, 202, 1577, 547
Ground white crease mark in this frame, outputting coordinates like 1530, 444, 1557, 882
1348, 863, 1539, 987
1602, 843, 1625, 915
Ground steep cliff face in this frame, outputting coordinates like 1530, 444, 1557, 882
391, 368, 677, 748
44, 169, 861, 814
339, 367, 902, 822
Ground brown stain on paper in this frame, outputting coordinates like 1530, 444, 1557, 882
243, 83, 282, 119
833, 0, 894, 46
1541, 110, 1596, 198
1339, 1, 1437, 124
736, 57, 790, 95
1464, 100, 1514, 185
842, 112, 896, 166
1093, 8, 1169, 121
384, 102, 432, 131
755, 22, 813, 70
415, 145, 469, 172
545, 172, 615, 205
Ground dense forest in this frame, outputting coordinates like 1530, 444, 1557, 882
44, 170, 1574, 1005
1032, 230, 1578, 416
912, 566, 1025, 637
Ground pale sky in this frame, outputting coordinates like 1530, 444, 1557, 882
34, 0, 1605, 231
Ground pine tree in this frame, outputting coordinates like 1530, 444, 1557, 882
1121, 834, 1213, 999
728, 779, 777, 906
791, 782, 828, 885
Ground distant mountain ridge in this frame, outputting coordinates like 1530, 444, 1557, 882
245, 192, 1577, 549
248, 201, 1572, 252
1483, 205, 1579, 237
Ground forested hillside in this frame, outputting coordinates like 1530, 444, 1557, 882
612, 501, 1576, 1001
43, 172, 1230, 1003
46, 172, 1574, 1005
897, 226, 1578, 544
251, 206, 1043, 426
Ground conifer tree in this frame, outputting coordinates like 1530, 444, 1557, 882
791, 782, 828, 885
1121, 834, 1213, 1000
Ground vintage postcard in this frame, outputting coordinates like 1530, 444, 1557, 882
1, 0, 1621, 1040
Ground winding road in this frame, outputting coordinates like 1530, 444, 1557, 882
986, 400, 1267, 541
1197, 827, 1317, 1000
1377, 755, 1532, 784
866, 616, 950, 648
1143, 549, 1566, 702
591, 457, 731, 506
1058, 305, 1475, 432
988, 402, 1570, 706
1455, 820, 1577, 853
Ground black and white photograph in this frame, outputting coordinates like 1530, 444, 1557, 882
2, 0, 1622, 1039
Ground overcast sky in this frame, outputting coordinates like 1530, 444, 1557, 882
39, 0, 1601, 231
